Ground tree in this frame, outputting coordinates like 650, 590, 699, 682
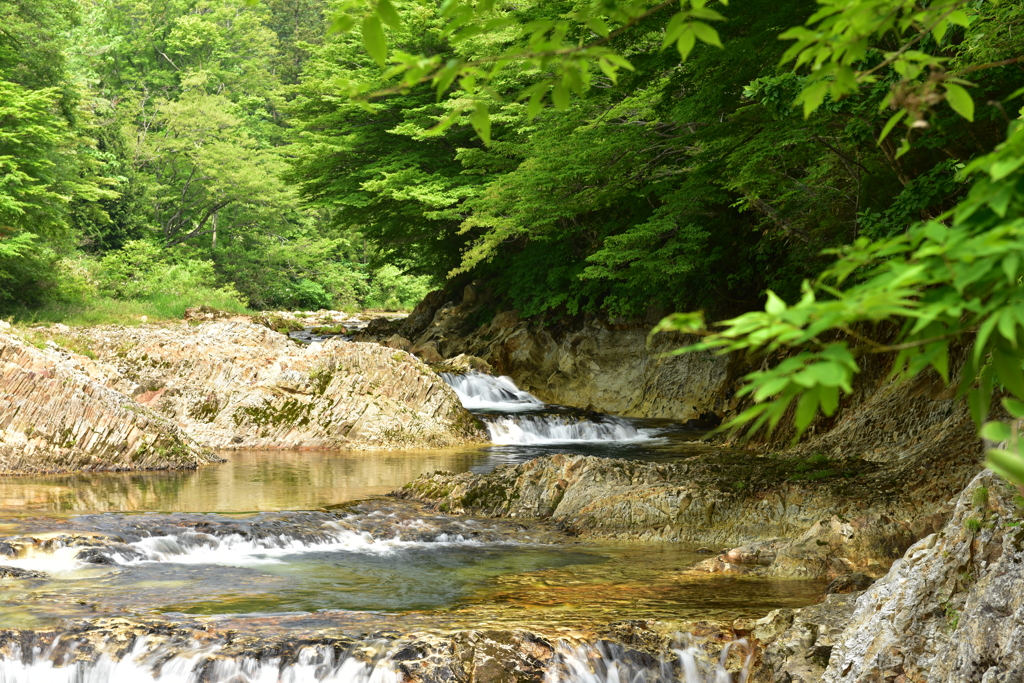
323, 0, 1024, 487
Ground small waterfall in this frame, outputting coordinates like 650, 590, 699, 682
440, 372, 545, 411
546, 640, 752, 683
0, 636, 398, 683
1, 519, 511, 574
483, 414, 660, 445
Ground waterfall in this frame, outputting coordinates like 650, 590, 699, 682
483, 414, 660, 445
0, 521, 508, 574
439, 372, 546, 411
0, 635, 751, 683
439, 372, 664, 445
546, 640, 752, 683
0, 637, 399, 683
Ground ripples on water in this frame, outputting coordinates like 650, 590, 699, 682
0, 371, 808, 683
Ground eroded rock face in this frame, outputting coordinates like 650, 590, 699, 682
395, 449, 978, 580
63, 321, 486, 450
357, 287, 737, 422
0, 332, 215, 475
819, 471, 1024, 683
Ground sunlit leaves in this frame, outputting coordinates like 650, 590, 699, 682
362, 15, 387, 67
327, 0, 722, 139
779, 0, 982, 129
655, 115, 1024, 479
944, 82, 975, 121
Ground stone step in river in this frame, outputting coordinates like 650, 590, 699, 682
0, 370, 822, 682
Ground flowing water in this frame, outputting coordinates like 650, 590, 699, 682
0, 371, 822, 682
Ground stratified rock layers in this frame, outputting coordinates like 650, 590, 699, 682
74, 321, 486, 451
396, 448, 979, 580
820, 470, 1024, 683
0, 333, 214, 474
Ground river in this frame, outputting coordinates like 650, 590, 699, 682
0, 371, 824, 682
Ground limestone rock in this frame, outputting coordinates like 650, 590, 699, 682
752, 593, 862, 683
67, 321, 486, 450
395, 452, 975, 579
0, 332, 215, 475
821, 470, 1024, 683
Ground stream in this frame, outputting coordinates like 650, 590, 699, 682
0, 371, 823, 682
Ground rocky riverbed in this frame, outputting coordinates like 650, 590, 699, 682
1, 312, 1021, 682
3, 320, 485, 474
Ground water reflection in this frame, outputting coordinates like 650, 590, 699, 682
0, 449, 495, 515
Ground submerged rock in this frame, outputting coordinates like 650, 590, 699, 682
38, 321, 486, 451
396, 450, 978, 581
0, 332, 216, 475
0, 566, 47, 580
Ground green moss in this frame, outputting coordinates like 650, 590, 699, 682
964, 517, 982, 533
232, 398, 314, 429
312, 324, 348, 335
309, 364, 336, 396
188, 394, 220, 422
972, 486, 989, 509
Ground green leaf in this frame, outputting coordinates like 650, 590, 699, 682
330, 14, 355, 34
470, 102, 491, 145
1004, 397, 1024, 418
676, 29, 696, 61
878, 110, 906, 144
981, 421, 1012, 442
798, 80, 829, 118
819, 385, 840, 416
552, 81, 570, 110
794, 389, 819, 436
765, 290, 786, 314
944, 83, 975, 122
527, 87, 548, 119
362, 15, 388, 67
376, 0, 402, 29
993, 348, 1024, 399
690, 21, 722, 48
986, 448, 1024, 487
587, 17, 610, 37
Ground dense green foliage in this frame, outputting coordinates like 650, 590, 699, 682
0, 0, 432, 317
4, 0, 1024, 485
291, 0, 1019, 321
309, 0, 1024, 484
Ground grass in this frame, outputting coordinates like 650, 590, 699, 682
8, 291, 251, 327
784, 452, 864, 482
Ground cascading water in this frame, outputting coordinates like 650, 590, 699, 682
546, 640, 752, 683
0, 636, 399, 683
440, 372, 664, 446
483, 414, 657, 445
439, 372, 546, 412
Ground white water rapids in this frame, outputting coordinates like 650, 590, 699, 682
440, 372, 546, 412
0, 637, 750, 683
0, 638, 399, 683
440, 372, 664, 445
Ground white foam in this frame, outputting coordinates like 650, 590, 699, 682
0, 638, 399, 683
546, 640, 752, 683
484, 415, 663, 446
1, 545, 94, 577
440, 372, 546, 412
110, 524, 488, 568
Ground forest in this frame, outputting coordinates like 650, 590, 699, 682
3, 0, 1018, 323
4, 0, 1024, 478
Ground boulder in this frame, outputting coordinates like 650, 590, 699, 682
63, 321, 486, 450
0, 332, 215, 474
820, 470, 1024, 682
